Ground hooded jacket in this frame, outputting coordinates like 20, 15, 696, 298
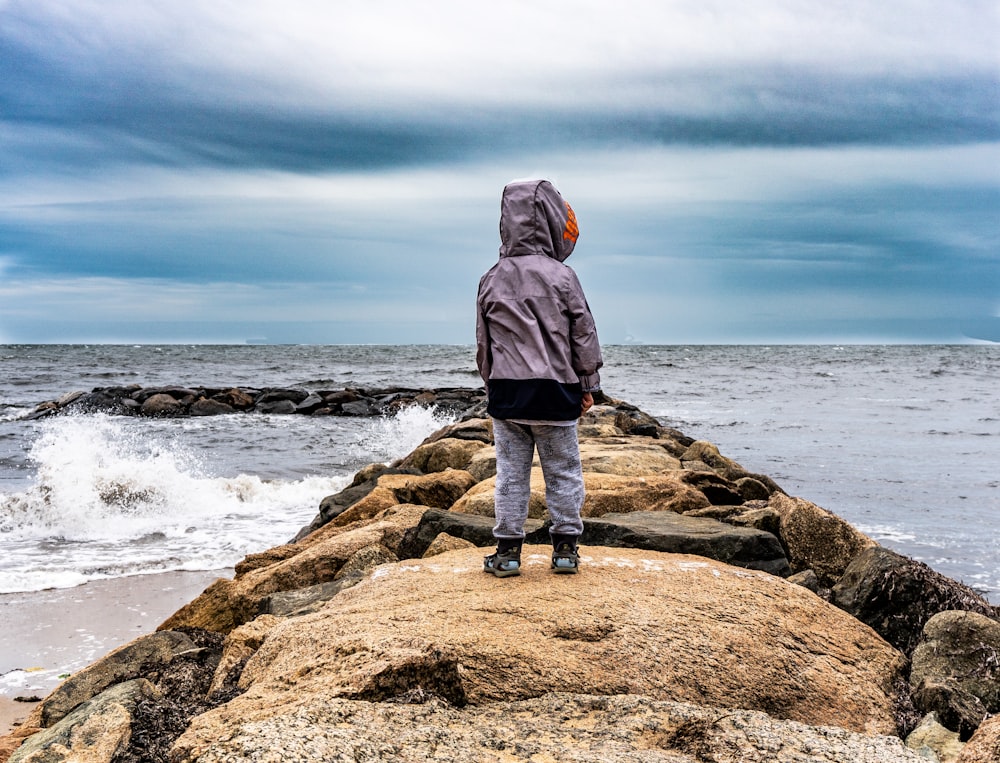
476, 179, 603, 421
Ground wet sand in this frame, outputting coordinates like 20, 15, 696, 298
0, 568, 228, 734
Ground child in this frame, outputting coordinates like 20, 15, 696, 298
475, 178, 603, 577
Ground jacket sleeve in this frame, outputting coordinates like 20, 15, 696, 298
475, 279, 492, 385
565, 269, 603, 391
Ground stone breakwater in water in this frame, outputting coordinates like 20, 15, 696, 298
23, 384, 487, 420
3, 392, 1000, 763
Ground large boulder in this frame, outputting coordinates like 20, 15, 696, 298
583, 511, 790, 576
831, 546, 997, 656
159, 505, 429, 633
375, 469, 478, 509
171, 694, 927, 763
397, 438, 489, 474
10, 680, 160, 763
293, 465, 420, 541
25, 631, 197, 729
139, 393, 186, 417
174, 546, 908, 751
770, 493, 876, 586
451, 470, 711, 519
911, 611, 1000, 717
576, 437, 682, 475
958, 714, 1000, 763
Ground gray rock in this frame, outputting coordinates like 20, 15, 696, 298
295, 393, 325, 412
255, 399, 297, 415
34, 630, 196, 727
342, 399, 376, 416
831, 546, 997, 656
912, 678, 988, 741
788, 569, 821, 593
581, 510, 791, 576
171, 693, 927, 763
10, 679, 161, 763
905, 712, 965, 763
189, 398, 236, 416
398, 508, 543, 559
256, 388, 310, 405
908, 610, 1000, 740
261, 578, 362, 617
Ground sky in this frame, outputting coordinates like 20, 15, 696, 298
0, 0, 998, 345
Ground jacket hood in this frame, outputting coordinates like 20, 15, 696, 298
498, 179, 579, 262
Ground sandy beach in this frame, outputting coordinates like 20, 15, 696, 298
0, 569, 227, 735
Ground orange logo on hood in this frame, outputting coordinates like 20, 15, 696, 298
563, 203, 579, 244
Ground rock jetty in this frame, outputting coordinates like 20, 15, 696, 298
23, 385, 486, 420
3, 392, 999, 763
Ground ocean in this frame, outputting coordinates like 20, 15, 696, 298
1, 344, 997, 603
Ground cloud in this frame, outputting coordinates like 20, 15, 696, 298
1, 0, 997, 180
0, 1, 996, 344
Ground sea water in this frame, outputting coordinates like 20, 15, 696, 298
0, 344, 997, 601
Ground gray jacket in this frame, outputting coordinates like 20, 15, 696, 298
476, 179, 603, 421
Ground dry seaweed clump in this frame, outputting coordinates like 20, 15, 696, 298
112, 628, 234, 763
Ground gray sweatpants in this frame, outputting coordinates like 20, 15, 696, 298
492, 418, 585, 541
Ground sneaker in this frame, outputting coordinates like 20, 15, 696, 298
551, 542, 579, 574
483, 548, 521, 578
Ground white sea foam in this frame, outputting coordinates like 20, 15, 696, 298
0, 413, 348, 593
355, 405, 457, 464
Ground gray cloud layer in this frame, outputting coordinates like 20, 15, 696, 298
1, 0, 998, 343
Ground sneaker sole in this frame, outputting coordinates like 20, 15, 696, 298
484, 566, 521, 578
551, 561, 579, 574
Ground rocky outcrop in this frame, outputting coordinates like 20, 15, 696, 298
582, 510, 790, 576
24, 385, 488, 420
909, 610, 1000, 739
171, 547, 906, 751
4, 396, 998, 763
831, 546, 996, 656
174, 694, 927, 763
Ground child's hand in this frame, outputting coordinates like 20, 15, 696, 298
580, 392, 594, 416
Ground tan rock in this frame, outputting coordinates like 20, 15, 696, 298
397, 438, 488, 473
770, 493, 876, 586
376, 469, 477, 509
208, 615, 283, 698
423, 533, 476, 557
680, 440, 746, 478
325, 486, 399, 529
465, 447, 497, 482
335, 543, 398, 580
172, 694, 926, 763
159, 505, 429, 633
452, 470, 710, 519
176, 546, 906, 749
906, 712, 965, 763
577, 423, 623, 438
577, 437, 682, 475
958, 714, 1000, 763
233, 544, 300, 577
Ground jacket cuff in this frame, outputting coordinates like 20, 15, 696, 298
579, 373, 601, 392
